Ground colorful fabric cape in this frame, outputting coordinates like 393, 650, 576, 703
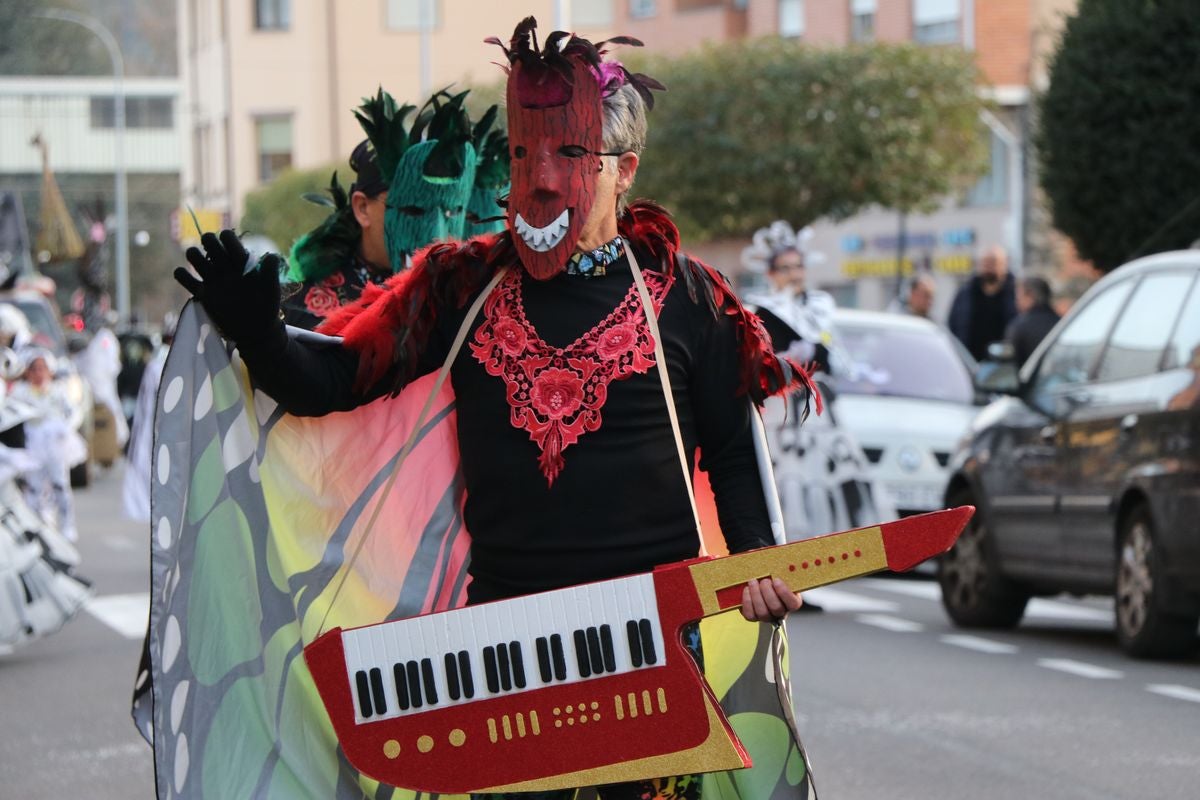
141, 300, 816, 799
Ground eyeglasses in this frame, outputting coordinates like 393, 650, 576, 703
512, 145, 627, 159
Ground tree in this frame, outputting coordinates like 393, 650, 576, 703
630, 38, 988, 241
240, 165, 343, 257
0, 0, 176, 77
0, 0, 110, 76
1039, 0, 1200, 272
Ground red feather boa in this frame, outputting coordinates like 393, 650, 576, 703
319, 201, 820, 415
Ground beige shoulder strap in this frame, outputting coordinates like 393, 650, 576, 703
626, 245, 706, 554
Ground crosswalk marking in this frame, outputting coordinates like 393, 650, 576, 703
85, 593, 150, 640
1037, 658, 1123, 680
858, 578, 1113, 622
856, 614, 924, 633
1146, 684, 1200, 704
941, 634, 1018, 654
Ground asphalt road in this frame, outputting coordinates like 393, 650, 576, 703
2, 463, 1198, 799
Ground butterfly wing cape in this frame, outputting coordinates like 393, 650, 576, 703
139, 302, 815, 799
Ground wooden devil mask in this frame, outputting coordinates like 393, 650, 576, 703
505, 51, 605, 280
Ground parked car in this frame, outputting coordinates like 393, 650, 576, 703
831, 309, 980, 517
939, 251, 1200, 658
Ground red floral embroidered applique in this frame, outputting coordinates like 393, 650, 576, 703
470, 268, 674, 485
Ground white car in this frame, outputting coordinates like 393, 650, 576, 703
830, 309, 980, 516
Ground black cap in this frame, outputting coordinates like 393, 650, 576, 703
349, 139, 387, 198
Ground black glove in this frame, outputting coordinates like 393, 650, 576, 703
174, 230, 283, 344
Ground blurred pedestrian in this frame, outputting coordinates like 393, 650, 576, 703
902, 275, 936, 319
745, 238, 836, 374
948, 245, 1018, 361
1005, 275, 1060, 367
743, 222, 894, 584
10, 349, 86, 541
122, 314, 175, 522
72, 323, 129, 461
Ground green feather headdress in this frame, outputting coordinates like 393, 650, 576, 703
352, 88, 423, 184
285, 171, 360, 283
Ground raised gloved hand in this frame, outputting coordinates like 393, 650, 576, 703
173, 230, 282, 344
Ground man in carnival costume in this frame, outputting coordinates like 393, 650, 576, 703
282, 90, 506, 329
161, 18, 818, 800
743, 223, 836, 376
743, 222, 894, 545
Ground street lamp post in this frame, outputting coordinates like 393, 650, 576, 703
418, 0, 433, 98
35, 7, 130, 323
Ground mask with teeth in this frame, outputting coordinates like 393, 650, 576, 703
506, 53, 604, 280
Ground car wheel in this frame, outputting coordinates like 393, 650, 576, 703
1115, 506, 1198, 659
69, 461, 90, 488
938, 489, 1029, 628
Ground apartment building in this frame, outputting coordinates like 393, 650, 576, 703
615, 0, 1079, 311
178, 0, 616, 224
0, 76, 182, 312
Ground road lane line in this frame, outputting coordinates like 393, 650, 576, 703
801, 587, 899, 613
1037, 658, 1123, 679
860, 579, 1113, 622
941, 634, 1018, 654
1146, 684, 1200, 703
860, 578, 941, 600
85, 593, 150, 639
856, 614, 924, 633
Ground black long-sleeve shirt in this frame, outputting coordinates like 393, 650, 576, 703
239, 246, 772, 602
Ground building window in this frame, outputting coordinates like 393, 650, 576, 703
256, 115, 293, 183
89, 96, 174, 129
677, 0, 723, 10
254, 0, 290, 31
851, 0, 876, 42
779, 0, 805, 39
913, 0, 960, 44
572, 0, 614, 27
965, 129, 1009, 207
629, 0, 657, 18
385, 0, 440, 30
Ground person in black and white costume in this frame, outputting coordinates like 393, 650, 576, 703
743, 221, 895, 547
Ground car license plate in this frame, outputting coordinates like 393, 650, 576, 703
886, 484, 943, 511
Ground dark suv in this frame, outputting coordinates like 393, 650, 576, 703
939, 251, 1200, 658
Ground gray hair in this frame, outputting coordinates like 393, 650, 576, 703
1019, 275, 1053, 306
601, 83, 648, 215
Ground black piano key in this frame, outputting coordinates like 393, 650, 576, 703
586, 627, 604, 674
639, 619, 658, 665
355, 670, 373, 718
510, 640, 527, 689
483, 646, 500, 694
369, 667, 387, 715
550, 634, 567, 681
406, 660, 423, 708
420, 658, 438, 705
536, 636, 552, 683
497, 643, 513, 691
573, 629, 592, 678
445, 652, 461, 700
600, 624, 617, 673
458, 650, 475, 698
627, 620, 644, 668
393, 663, 410, 710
